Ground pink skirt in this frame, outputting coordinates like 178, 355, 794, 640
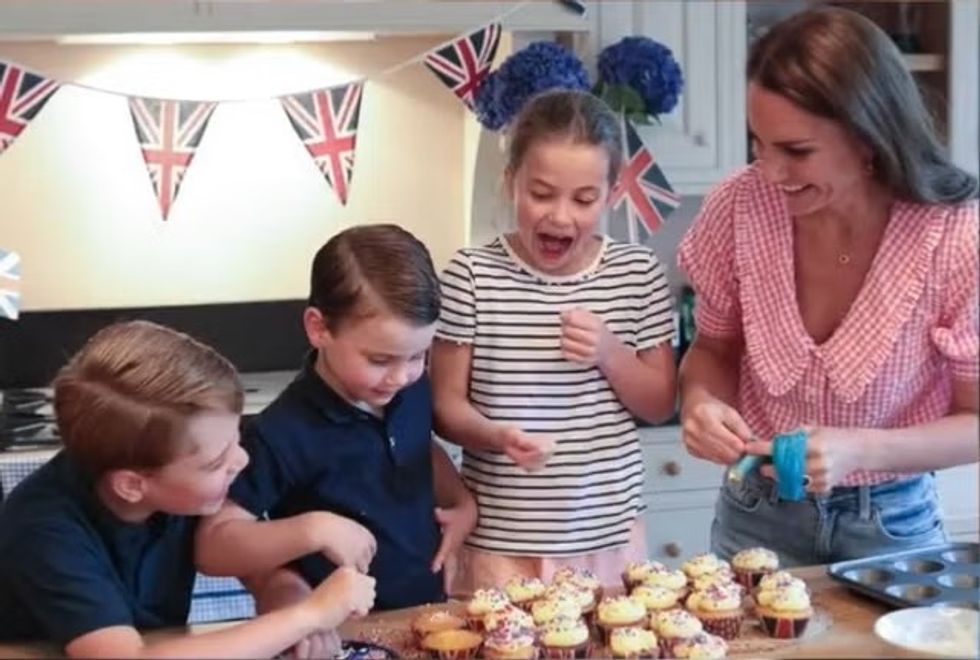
448, 518, 647, 598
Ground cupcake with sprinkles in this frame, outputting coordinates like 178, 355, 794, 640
466, 587, 510, 632
484, 605, 536, 635
608, 626, 659, 659
622, 559, 667, 591
505, 576, 548, 612
539, 616, 591, 659
482, 621, 539, 660
420, 628, 484, 660
596, 595, 647, 646
731, 547, 779, 589
552, 567, 604, 605
671, 632, 729, 659
685, 583, 744, 640
545, 581, 596, 628
641, 566, 689, 600
756, 585, 813, 639
651, 608, 703, 658
630, 583, 682, 615
531, 594, 582, 630
755, 571, 807, 602
681, 553, 732, 585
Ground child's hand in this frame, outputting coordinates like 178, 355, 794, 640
560, 308, 618, 367
499, 426, 556, 471
304, 566, 376, 629
291, 629, 342, 659
310, 511, 377, 572
431, 499, 477, 576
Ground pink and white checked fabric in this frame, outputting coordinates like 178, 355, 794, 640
679, 165, 979, 486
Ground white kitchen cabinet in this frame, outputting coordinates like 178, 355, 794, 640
577, 0, 748, 195
640, 426, 980, 568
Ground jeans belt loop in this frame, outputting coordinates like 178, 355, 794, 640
858, 485, 872, 521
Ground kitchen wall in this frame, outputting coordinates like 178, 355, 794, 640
0, 38, 469, 311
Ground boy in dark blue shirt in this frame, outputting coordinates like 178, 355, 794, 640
0, 321, 375, 657
197, 224, 476, 610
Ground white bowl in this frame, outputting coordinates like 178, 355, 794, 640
874, 607, 979, 658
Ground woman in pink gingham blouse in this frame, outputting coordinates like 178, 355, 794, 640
678, 8, 978, 565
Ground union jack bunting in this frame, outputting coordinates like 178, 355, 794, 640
0, 248, 21, 321
424, 23, 501, 111
609, 117, 681, 241
128, 97, 216, 220
281, 81, 364, 206
0, 62, 60, 156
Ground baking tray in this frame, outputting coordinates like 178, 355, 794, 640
828, 542, 980, 610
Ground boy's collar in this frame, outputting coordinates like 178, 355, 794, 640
298, 351, 404, 424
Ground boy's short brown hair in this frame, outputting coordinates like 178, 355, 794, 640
309, 223, 440, 331
53, 320, 243, 476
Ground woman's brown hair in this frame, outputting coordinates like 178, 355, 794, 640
54, 320, 243, 475
748, 7, 977, 204
309, 223, 440, 330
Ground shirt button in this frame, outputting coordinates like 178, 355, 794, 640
388, 436, 396, 448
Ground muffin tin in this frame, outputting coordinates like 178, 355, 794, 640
828, 542, 980, 610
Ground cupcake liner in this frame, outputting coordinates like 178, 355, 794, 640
657, 636, 684, 658
512, 598, 542, 614
465, 615, 485, 633
483, 644, 540, 660
426, 646, 482, 660
734, 569, 769, 590
698, 613, 743, 640
540, 640, 592, 659
611, 650, 660, 660
760, 614, 811, 639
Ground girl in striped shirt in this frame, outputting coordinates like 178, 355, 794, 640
431, 90, 677, 594
679, 8, 978, 565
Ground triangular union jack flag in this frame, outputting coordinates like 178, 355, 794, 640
0, 62, 60, 156
424, 23, 501, 111
0, 248, 21, 321
281, 80, 364, 206
610, 117, 681, 240
128, 97, 216, 220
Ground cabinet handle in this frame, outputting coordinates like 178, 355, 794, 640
664, 542, 682, 558
663, 461, 682, 476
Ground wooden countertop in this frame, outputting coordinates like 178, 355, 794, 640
0, 565, 919, 658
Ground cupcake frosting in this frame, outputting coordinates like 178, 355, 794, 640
686, 584, 743, 612
553, 567, 602, 592
653, 608, 703, 638
682, 553, 726, 578
624, 560, 667, 583
672, 632, 729, 659
483, 622, 537, 653
467, 587, 510, 616
413, 609, 465, 633
504, 576, 546, 603
540, 616, 590, 647
761, 585, 812, 612
545, 582, 595, 610
483, 605, 535, 633
732, 547, 779, 571
597, 595, 647, 625
531, 596, 582, 625
630, 584, 680, 610
758, 570, 804, 592
640, 567, 688, 591
692, 571, 740, 593
609, 626, 658, 656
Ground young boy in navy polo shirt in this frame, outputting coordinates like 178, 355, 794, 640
0, 321, 375, 657
197, 224, 477, 611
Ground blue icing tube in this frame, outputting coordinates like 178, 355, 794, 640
726, 454, 766, 483
773, 430, 809, 501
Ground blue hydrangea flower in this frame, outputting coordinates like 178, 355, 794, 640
473, 41, 590, 131
597, 36, 683, 118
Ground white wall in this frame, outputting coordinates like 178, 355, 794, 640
0, 38, 467, 311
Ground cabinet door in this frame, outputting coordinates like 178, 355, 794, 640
586, 0, 747, 194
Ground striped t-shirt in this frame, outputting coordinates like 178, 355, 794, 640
436, 235, 675, 556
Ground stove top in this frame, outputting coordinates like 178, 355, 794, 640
0, 371, 293, 454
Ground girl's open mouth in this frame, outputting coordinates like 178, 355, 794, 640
536, 232, 574, 260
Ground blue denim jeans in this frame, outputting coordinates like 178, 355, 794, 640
711, 472, 948, 566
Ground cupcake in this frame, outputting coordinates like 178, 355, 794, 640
531, 595, 582, 629
608, 626, 659, 659
731, 547, 779, 589
671, 632, 729, 659
622, 560, 667, 591
596, 596, 647, 646
482, 621, 539, 660
651, 609, 703, 658
466, 588, 510, 631
412, 609, 468, 645
640, 567, 689, 600
505, 576, 547, 611
691, 571, 742, 596
756, 571, 806, 596
484, 605, 536, 634
756, 586, 813, 639
685, 584, 744, 640
630, 584, 681, 614
420, 628, 484, 659
552, 567, 604, 605
545, 582, 596, 626
539, 616, 591, 659
681, 554, 731, 584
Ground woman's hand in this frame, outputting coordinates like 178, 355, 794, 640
751, 426, 862, 494
680, 390, 752, 465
